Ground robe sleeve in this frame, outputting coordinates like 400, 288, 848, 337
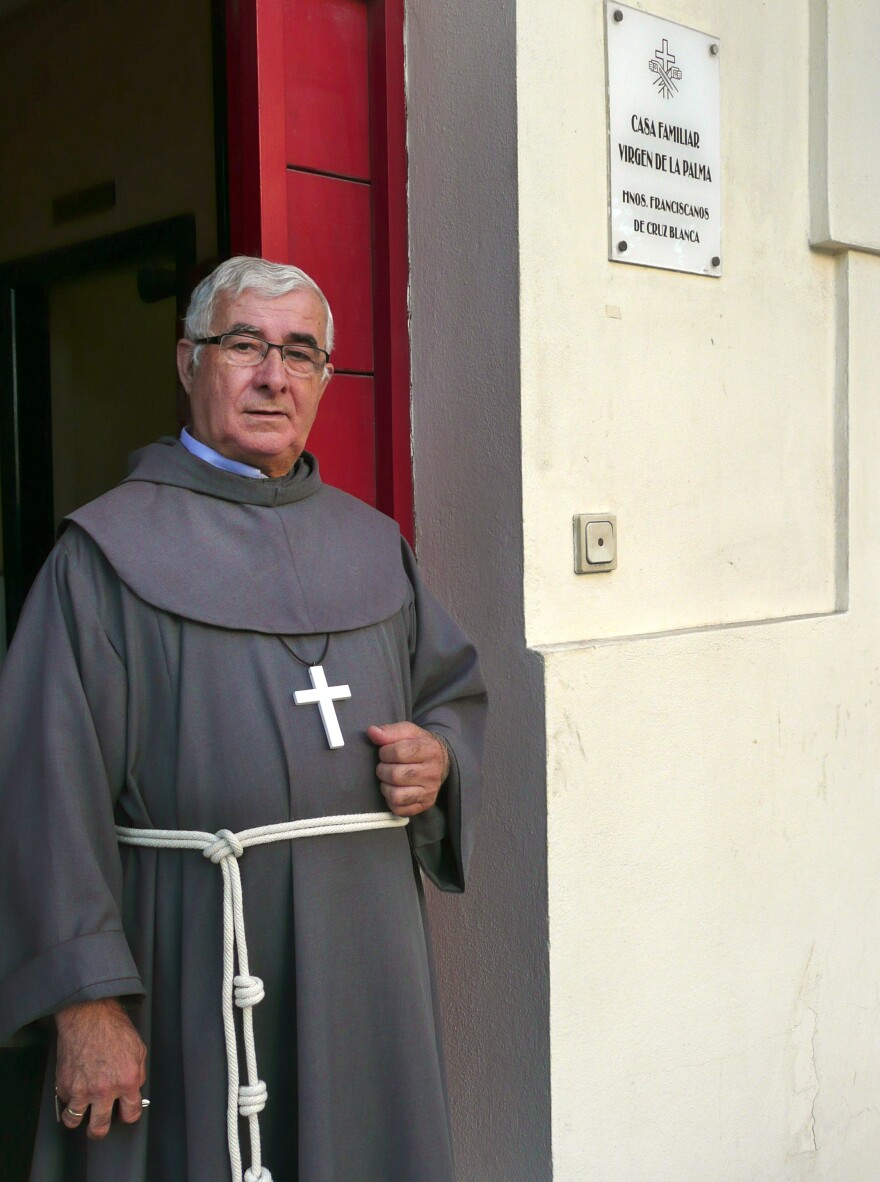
0, 529, 144, 1044
400, 540, 487, 893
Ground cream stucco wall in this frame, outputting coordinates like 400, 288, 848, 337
544, 257, 880, 1171
519, 0, 843, 644
410, 0, 880, 1179
810, 0, 880, 255
524, 1, 880, 1180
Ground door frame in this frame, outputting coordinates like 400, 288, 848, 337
222, 0, 414, 540
0, 214, 197, 641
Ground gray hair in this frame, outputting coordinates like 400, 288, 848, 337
184, 256, 334, 369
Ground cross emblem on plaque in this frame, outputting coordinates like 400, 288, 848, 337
293, 665, 352, 749
649, 38, 682, 99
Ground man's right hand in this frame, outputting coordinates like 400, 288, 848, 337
55, 998, 147, 1139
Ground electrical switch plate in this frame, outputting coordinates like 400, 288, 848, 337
573, 514, 617, 573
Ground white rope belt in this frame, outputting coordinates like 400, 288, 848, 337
116, 811, 409, 1182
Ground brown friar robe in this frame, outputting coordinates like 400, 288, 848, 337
0, 438, 486, 1182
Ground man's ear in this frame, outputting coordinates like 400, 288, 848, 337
176, 339, 195, 393
319, 364, 335, 395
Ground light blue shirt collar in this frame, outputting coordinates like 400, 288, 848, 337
180, 427, 268, 480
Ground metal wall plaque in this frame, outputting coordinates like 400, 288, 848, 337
606, 3, 721, 276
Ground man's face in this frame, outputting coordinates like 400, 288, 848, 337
176, 287, 334, 477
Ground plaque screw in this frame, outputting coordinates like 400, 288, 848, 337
613, 9, 623, 21
617, 241, 628, 253
709, 43, 719, 55
711, 256, 721, 267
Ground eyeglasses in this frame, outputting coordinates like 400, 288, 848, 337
194, 333, 331, 377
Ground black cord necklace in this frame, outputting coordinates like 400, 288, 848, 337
279, 634, 330, 668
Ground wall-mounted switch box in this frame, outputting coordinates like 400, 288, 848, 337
573, 514, 617, 573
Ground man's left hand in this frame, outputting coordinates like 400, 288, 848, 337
367, 723, 451, 817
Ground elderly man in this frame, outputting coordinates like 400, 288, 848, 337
0, 257, 486, 1182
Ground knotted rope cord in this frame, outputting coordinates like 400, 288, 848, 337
116, 812, 409, 1182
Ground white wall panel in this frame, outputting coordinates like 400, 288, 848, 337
810, 0, 880, 255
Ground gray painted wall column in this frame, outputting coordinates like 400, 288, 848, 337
406, 3, 551, 1179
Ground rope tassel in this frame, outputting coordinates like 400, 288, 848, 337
239, 1081, 268, 1117
117, 812, 409, 1182
235, 975, 265, 1006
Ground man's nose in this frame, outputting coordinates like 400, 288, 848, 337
254, 345, 288, 389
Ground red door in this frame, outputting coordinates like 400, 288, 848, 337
225, 0, 413, 542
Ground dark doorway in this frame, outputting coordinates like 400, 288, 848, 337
0, 0, 221, 1172
0, 216, 196, 1178
0, 216, 197, 647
